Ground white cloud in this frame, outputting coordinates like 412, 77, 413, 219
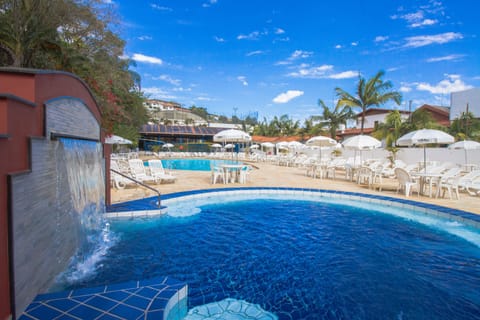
202, 0, 217, 7
374, 35, 389, 42
172, 87, 192, 92
273, 90, 304, 104
287, 64, 333, 78
152, 74, 181, 86
132, 53, 163, 64
426, 54, 464, 63
143, 87, 177, 99
399, 86, 412, 93
328, 71, 359, 79
237, 76, 248, 86
246, 50, 265, 56
411, 18, 438, 28
391, 9, 438, 28
275, 28, 285, 34
334, 44, 342, 49
416, 75, 473, 94
197, 96, 213, 101
150, 4, 172, 11
237, 31, 261, 40
138, 35, 152, 41
214, 36, 225, 42
351, 41, 358, 46
404, 32, 463, 48
276, 50, 313, 65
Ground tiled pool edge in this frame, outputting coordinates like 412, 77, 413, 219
19, 276, 188, 320
105, 187, 480, 229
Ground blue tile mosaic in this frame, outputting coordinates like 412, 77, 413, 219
19, 277, 187, 320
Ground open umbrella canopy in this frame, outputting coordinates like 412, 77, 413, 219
224, 143, 235, 149
448, 140, 480, 164
162, 143, 174, 149
396, 129, 454, 146
397, 129, 454, 172
342, 135, 381, 150
448, 140, 480, 150
213, 129, 251, 143
211, 143, 222, 148
105, 134, 132, 145
260, 142, 275, 148
250, 144, 260, 149
306, 136, 337, 147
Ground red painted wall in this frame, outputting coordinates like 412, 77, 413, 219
0, 69, 103, 319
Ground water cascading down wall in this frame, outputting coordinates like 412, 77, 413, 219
0, 69, 106, 318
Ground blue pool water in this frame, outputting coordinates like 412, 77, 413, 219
160, 158, 240, 171
60, 193, 480, 320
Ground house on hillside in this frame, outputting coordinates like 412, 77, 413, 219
416, 104, 450, 126
338, 108, 410, 140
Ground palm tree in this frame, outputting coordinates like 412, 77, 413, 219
335, 70, 402, 134
317, 99, 355, 138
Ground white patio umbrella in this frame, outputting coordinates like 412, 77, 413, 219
224, 143, 235, 149
162, 143, 174, 149
213, 129, 252, 143
396, 129, 454, 172
260, 142, 275, 155
211, 143, 222, 148
213, 129, 251, 160
261, 142, 275, 148
250, 144, 260, 149
105, 134, 132, 145
306, 136, 337, 160
342, 135, 381, 166
448, 140, 480, 164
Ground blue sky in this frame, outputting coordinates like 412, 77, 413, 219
113, 0, 479, 122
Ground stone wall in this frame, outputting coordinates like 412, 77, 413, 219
11, 97, 101, 316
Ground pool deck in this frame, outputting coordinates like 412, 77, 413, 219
111, 160, 480, 215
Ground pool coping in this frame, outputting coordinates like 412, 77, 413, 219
105, 187, 480, 229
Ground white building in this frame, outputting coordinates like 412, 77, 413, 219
450, 88, 480, 120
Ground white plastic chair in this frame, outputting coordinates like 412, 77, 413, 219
395, 167, 419, 197
210, 163, 225, 184
239, 165, 252, 184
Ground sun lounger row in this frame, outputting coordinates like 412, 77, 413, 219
110, 159, 176, 189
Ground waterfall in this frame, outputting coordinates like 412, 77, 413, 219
60, 138, 105, 227
51, 138, 116, 288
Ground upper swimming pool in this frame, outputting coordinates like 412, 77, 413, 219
59, 189, 480, 320
160, 158, 240, 171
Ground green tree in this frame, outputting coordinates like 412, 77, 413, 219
449, 111, 480, 141
0, 0, 148, 136
189, 105, 209, 120
335, 70, 402, 134
317, 99, 355, 138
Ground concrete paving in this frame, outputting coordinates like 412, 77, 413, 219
110, 160, 480, 215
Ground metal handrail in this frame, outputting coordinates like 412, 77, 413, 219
110, 168, 161, 208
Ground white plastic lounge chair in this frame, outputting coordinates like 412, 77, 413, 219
457, 170, 480, 195
435, 167, 463, 199
128, 159, 155, 183
147, 159, 176, 184
395, 167, 419, 197
110, 160, 135, 189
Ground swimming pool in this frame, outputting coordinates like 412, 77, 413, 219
60, 189, 480, 319
160, 158, 240, 171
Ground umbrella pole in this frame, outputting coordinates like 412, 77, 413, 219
465, 149, 468, 165
423, 146, 427, 173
